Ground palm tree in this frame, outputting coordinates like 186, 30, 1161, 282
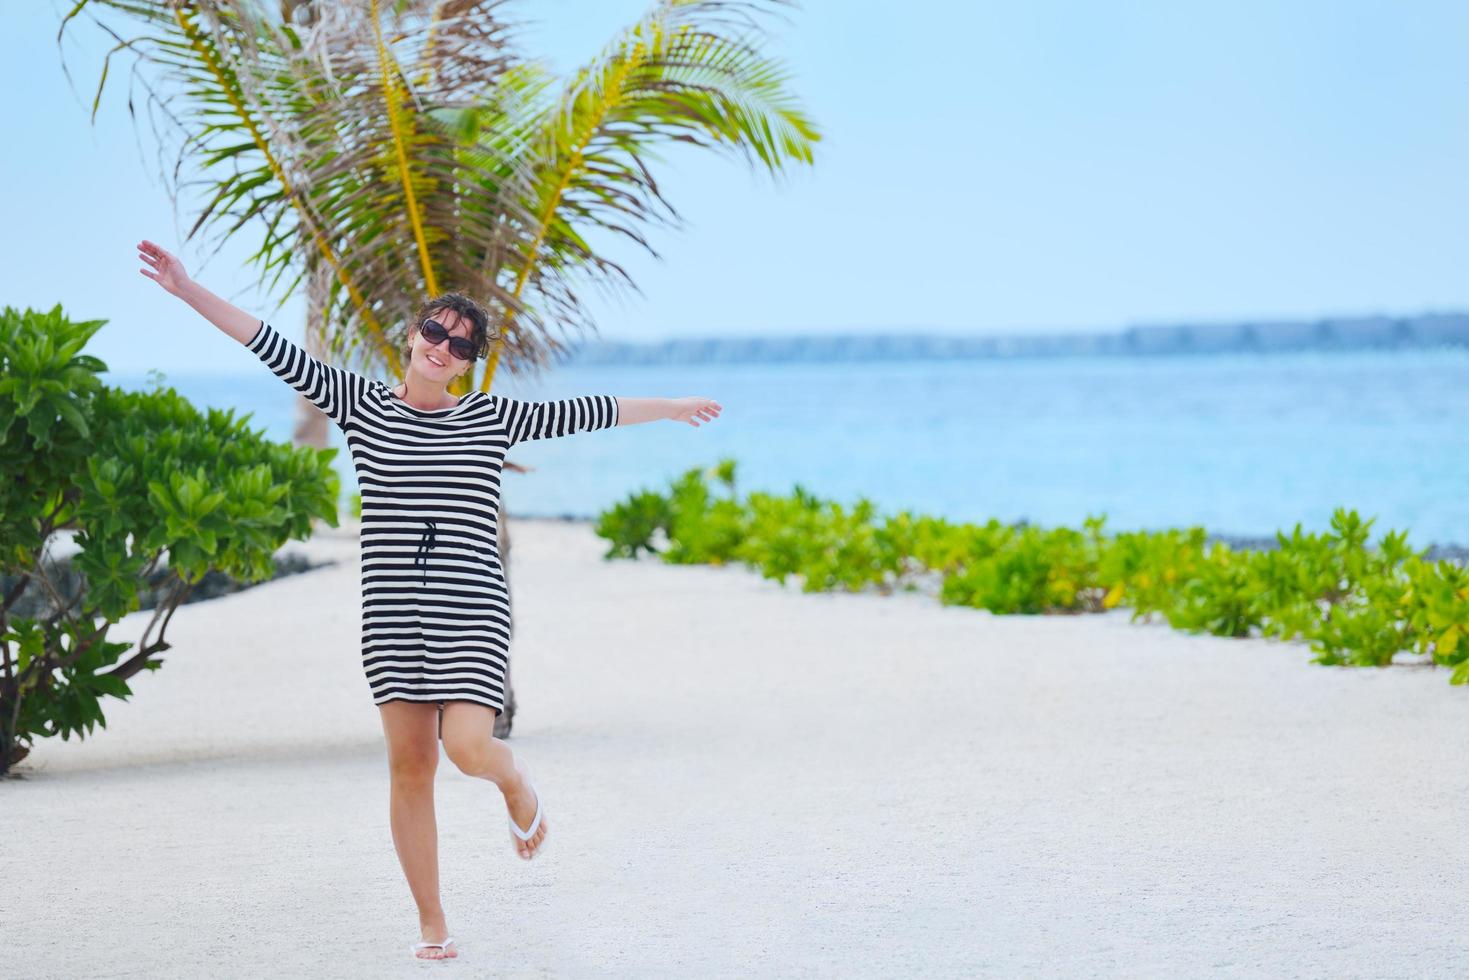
61, 0, 817, 394
58, 0, 819, 731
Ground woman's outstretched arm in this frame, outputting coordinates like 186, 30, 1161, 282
138, 239, 257, 344
613, 397, 722, 427
137, 238, 368, 428
498, 394, 620, 446
497, 395, 721, 446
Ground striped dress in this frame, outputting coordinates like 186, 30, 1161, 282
246, 319, 619, 713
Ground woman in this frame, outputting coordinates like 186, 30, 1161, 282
137, 239, 722, 961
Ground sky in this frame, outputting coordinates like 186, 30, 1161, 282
4, 0, 1469, 373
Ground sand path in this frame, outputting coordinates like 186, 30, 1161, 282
5, 518, 1467, 978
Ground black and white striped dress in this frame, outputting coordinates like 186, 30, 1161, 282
246, 320, 619, 713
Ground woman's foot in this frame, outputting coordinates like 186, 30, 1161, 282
415, 919, 458, 960
505, 762, 548, 859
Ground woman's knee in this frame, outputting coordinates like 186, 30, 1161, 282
440, 734, 491, 776
440, 702, 498, 776
389, 753, 438, 782
442, 749, 474, 777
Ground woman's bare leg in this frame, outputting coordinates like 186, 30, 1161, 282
378, 699, 458, 960
440, 701, 549, 859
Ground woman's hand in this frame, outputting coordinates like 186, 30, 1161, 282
669, 396, 722, 427
137, 239, 192, 297
138, 240, 260, 344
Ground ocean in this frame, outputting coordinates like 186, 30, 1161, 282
107, 347, 1469, 549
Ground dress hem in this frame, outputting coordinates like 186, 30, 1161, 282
374, 692, 504, 713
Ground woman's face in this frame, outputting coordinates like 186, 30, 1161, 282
411, 310, 474, 383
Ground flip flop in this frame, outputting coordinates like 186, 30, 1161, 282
409, 936, 456, 958
508, 757, 545, 858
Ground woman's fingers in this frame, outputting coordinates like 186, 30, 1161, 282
138, 240, 168, 288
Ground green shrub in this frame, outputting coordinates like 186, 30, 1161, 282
730, 484, 823, 584
594, 489, 674, 559
1162, 544, 1266, 637
1404, 557, 1469, 681
1095, 525, 1208, 621
593, 462, 1466, 686
941, 521, 1106, 614
0, 304, 338, 774
663, 463, 745, 566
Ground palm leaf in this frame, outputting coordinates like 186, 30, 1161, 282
474, 0, 819, 390
58, 0, 820, 395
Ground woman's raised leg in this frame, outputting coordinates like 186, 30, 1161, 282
440, 700, 549, 859
378, 699, 458, 960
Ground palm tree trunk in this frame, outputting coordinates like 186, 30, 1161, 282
293, 260, 333, 450
494, 508, 516, 737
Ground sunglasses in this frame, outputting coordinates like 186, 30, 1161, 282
418, 317, 478, 361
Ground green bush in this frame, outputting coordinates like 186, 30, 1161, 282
1095, 525, 1209, 620
664, 464, 745, 566
942, 520, 1106, 614
1403, 557, 1469, 681
0, 304, 339, 774
1162, 543, 1265, 637
592, 462, 1469, 686
594, 489, 674, 560
735, 486, 899, 593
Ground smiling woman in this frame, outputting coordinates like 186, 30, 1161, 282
135, 234, 721, 959
234, 312, 621, 717
394, 293, 493, 410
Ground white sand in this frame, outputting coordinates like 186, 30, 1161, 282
5, 517, 1469, 978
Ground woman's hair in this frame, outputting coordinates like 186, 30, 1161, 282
401, 292, 493, 363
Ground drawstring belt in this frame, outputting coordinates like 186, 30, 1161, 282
413, 520, 438, 586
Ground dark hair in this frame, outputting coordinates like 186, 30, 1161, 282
401, 292, 493, 363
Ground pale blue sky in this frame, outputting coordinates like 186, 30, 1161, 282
4, 0, 1468, 373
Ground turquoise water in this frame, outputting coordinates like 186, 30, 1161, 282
109, 347, 1469, 547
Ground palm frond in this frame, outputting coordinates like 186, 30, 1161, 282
58, 0, 820, 398
475, 0, 820, 390
61, 0, 546, 378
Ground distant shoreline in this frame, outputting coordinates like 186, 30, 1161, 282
563, 312, 1469, 365
505, 512, 1469, 564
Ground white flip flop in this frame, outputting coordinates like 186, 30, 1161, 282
508, 757, 545, 858
409, 935, 456, 958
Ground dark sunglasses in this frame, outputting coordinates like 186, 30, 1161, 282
418, 317, 478, 361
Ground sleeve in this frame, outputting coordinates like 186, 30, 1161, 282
245, 320, 369, 429
498, 394, 620, 446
